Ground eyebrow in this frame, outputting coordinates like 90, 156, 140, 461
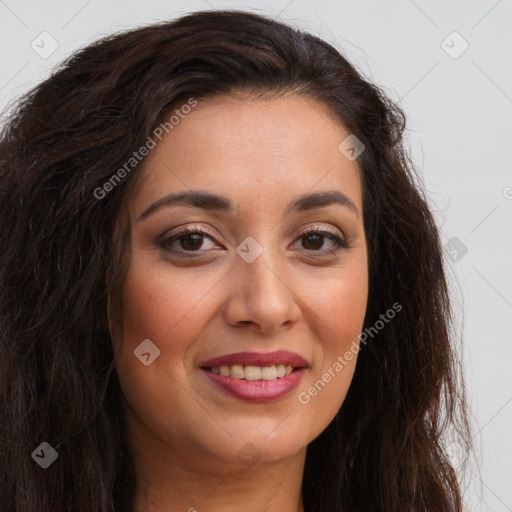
137, 189, 359, 221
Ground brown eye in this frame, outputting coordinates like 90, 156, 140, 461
301, 232, 324, 250
158, 226, 220, 256
292, 228, 349, 255
179, 233, 205, 251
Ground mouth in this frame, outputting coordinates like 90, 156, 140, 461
199, 350, 308, 402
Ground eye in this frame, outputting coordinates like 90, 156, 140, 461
158, 226, 220, 256
291, 227, 350, 256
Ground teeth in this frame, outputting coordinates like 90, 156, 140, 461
230, 364, 244, 379
261, 366, 277, 380
244, 365, 261, 380
208, 364, 296, 380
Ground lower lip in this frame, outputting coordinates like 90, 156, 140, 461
201, 368, 307, 402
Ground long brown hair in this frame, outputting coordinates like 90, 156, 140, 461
0, 9, 472, 511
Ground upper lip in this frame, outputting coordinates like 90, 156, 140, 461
200, 350, 308, 368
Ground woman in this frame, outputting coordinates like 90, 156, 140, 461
0, 9, 472, 512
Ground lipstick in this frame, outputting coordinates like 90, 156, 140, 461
199, 350, 308, 402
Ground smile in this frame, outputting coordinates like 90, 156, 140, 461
199, 350, 308, 402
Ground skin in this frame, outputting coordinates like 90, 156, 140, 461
113, 93, 368, 512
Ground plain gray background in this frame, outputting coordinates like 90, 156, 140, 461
1, 1, 511, 510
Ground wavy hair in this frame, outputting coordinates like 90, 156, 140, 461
0, 9, 472, 512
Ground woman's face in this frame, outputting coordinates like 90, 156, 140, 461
114, 94, 368, 470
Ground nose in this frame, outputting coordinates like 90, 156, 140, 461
223, 245, 302, 335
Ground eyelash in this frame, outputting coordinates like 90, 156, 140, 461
158, 225, 350, 258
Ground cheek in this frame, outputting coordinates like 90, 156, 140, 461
113, 255, 215, 403
118, 254, 224, 356
329, 276, 368, 347
306, 256, 368, 354
113, 257, 226, 444
296, 259, 368, 428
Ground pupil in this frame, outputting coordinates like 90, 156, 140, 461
182, 234, 202, 250
304, 233, 322, 250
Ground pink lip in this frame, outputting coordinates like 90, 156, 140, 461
201, 367, 307, 402
200, 350, 308, 368
199, 350, 308, 403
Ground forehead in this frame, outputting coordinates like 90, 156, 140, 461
130, 94, 363, 214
